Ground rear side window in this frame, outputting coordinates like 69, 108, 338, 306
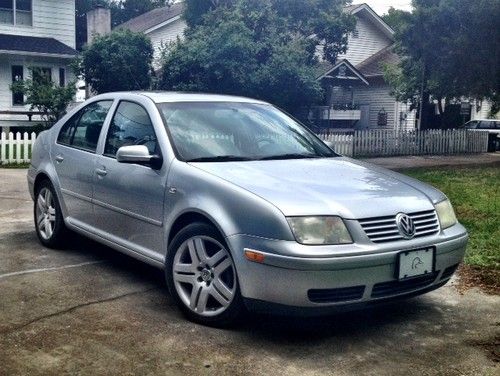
104, 101, 159, 157
57, 100, 113, 152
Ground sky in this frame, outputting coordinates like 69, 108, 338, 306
358, 0, 413, 15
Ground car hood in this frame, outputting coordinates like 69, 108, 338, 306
190, 157, 444, 218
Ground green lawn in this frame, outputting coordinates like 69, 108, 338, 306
403, 165, 499, 270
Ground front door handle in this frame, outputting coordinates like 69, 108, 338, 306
95, 167, 107, 177
55, 155, 64, 163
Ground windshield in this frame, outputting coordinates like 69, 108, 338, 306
157, 102, 336, 162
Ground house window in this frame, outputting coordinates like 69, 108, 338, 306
11, 65, 24, 105
0, 0, 13, 24
16, 0, 32, 26
59, 68, 66, 87
0, 0, 32, 26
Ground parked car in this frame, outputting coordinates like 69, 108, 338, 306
462, 119, 500, 151
27, 92, 468, 326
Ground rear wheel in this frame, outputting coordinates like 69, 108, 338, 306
34, 180, 68, 248
166, 222, 244, 326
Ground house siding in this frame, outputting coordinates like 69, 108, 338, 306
0, 0, 76, 48
352, 81, 397, 129
338, 15, 393, 66
147, 17, 187, 68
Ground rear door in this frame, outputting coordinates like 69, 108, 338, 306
52, 100, 114, 228
92, 100, 167, 261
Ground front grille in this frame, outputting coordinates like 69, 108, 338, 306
359, 210, 440, 243
308, 285, 365, 303
371, 272, 438, 298
440, 263, 459, 280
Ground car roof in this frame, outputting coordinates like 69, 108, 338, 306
128, 91, 269, 105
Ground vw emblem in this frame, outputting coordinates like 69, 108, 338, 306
396, 213, 416, 239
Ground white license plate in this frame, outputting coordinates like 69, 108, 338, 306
398, 248, 434, 280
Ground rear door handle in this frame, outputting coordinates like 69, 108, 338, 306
55, 155, 64, 163
95, 167, 107, 177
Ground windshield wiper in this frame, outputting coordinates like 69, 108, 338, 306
186, 155, 253, 162
259, 153, 321, 160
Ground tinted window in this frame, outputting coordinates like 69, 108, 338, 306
478, 121, 493, 129
104, 101, 158, 157
464, 121, 478, 129
57, 100, 113, 152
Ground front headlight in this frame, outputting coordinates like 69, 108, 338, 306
434, 199, 457, 229
287, 216, 352, 245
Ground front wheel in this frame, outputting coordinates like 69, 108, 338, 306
165, 222, 244, 326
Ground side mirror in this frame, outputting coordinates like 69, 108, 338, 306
116, 145, 162, 169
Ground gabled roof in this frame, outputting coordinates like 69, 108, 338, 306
317, 59, 369, 85
357, 45, 399, 76
0, 34, 77, 58
117, 2, 185, 34
346, 3, 395, 40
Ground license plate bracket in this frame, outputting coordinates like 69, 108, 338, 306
397, 248, 435, 280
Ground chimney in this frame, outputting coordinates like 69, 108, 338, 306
86, 5, 111, 44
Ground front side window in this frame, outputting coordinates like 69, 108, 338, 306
464, 121, 478, 129
0, 0, 32, 25
158, 102, 335, 162
57, 100, 113, 152
104, 101, 158, 157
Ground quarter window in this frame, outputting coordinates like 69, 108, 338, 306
57, 100, 113, 152
104, 101, 158, 157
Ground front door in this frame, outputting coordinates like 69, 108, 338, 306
52, 100, 114, 227
92, 100, 167, 262
357, 104, 370, 129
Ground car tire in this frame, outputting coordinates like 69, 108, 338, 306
165, 222, 245, 327
34, 179, 69, 248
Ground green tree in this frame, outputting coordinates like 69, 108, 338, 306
11, 69, 77, 126
161, 0, 354, 114
80, 30, 154, 94
386, 0, 500, 128
381, 6, 410, 33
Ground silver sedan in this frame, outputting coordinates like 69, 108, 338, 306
27, 92, 468, 326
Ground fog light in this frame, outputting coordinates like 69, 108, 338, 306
244, 249, 265, 263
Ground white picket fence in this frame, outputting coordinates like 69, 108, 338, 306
0, 129, 490, 165
318, 129, 489, 157
0, 132, 37, 165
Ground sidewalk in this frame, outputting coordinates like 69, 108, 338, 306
361, 153, 500, 170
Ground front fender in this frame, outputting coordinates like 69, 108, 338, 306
165, 160, 294, 251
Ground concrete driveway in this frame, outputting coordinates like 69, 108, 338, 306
0, 169, 498, 376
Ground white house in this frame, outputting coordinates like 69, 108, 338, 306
0, 0, 77, 132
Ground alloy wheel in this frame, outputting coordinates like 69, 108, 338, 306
172, 236, 236, 317
36, 187, 56, 240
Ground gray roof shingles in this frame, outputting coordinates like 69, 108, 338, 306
0, 34, 77, 56
117, 2, 185, 33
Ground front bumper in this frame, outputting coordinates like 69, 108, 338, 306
227, 225, 468, 311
